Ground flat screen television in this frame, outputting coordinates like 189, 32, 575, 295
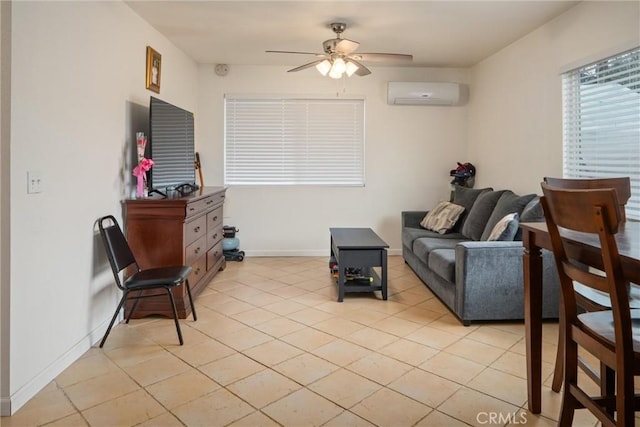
147, 96, 197, 195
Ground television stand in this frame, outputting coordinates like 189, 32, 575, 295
124, 186, 227, 319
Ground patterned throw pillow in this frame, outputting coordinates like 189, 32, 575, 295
487, 213, 520, 241
420, 201, 466, 234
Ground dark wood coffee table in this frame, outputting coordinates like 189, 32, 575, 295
329, 228, 389, 302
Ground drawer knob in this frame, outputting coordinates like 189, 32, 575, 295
213, 216, 218, 221
213, 233, 218, 239
189, 207, 195, 212
195, 267, 201, 274
206, 200, 213, 205
195, 247, 201, 254
194, 226, 200, 232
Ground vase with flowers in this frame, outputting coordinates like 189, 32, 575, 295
133, 132, 154, 198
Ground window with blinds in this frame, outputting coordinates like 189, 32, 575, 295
562, 47, 640, 220
224, 97, 365, 186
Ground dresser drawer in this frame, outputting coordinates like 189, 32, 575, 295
186, 196, 213, 218
185, 215, 206, 245
188, 256, 207, 286
203, 194, 223, 211
207, 241, 223, 271
208, 192, 226, 209
207, 207, 223, 230
185, 235, 207, 266
207, 224, 224, 250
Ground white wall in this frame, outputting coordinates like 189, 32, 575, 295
0, 0, 12, 416
468, 1, 640, 195
197, 65, 469, 255
4, 1, 198, 414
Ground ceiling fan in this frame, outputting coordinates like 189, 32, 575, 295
266, 22, 413, 79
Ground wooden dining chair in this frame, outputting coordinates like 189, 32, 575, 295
544, 177, 631, 222
543, 177, 637, 393
540, 183, 640, 426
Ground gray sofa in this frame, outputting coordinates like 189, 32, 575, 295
402, 185, 560, 325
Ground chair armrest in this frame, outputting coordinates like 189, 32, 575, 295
402, 211, 427, 229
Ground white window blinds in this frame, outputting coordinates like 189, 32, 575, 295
225, 97, 365, 186
562, 47, 640, 220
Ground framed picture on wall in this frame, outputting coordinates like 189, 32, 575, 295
145, 46, 161, 93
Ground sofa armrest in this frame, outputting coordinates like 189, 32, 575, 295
453, 241, 560, 322
454, 241, 526, 320
402, 211, 427, 229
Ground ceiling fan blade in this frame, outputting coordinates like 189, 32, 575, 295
266, 50, 324, 56
287, 60, 325, 73
346, 59, 371, 76
335, 39, 360, 55
351, 53, 413, 63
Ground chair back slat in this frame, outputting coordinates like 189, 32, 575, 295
98, 215, 137, 281
564, 260, 610, 294
543, 176, 630, 222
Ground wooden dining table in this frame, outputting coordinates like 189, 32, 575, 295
520, 220, 640, 414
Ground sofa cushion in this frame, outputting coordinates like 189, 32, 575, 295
461, 190, 506, 241
452, 186, 493, 231
481, 191, 536, 241
420, 201, 465, 234
429, 249, 456, 283
487, 213, 520, 241
413, 237, 464, 262
402, 228, 465, 250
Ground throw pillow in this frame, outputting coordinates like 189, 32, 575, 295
461, 190, 506, 241
452, 186, 493, 231
514, 196, 544, 241
480, 191, 537, 241
487, 213, 520, 241
520, 196, 544, 222
420, 201, 466, 234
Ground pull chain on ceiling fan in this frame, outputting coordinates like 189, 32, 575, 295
266, 22, 413, 79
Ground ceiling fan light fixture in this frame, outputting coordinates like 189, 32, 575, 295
328, 57, 347, 79
345, 61, 359, 77
268, 22, 412, 79
315, 59, 331, 76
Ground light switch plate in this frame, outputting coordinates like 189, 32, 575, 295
27, 171, 43, 194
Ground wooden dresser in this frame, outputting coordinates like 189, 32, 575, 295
123, 186, 226, 319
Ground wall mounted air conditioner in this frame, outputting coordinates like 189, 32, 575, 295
387, 82, 463, 106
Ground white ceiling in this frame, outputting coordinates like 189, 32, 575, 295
125, 1, 579, 69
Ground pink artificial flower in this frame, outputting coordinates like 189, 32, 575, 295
136, 133, 147, 162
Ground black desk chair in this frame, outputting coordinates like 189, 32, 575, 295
540, 184, 640, 426
98, 215, 196, 348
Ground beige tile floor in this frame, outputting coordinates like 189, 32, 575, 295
1, 256, 612, 426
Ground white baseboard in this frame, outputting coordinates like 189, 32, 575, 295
4, 318, 113, 416
243, 249, 329, 257
240, 248, 402, 257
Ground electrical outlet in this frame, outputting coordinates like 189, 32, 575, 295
27, 171, 43, 194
